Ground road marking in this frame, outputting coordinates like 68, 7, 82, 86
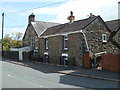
7, 74, 44, 88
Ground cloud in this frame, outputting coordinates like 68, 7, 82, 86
0, 27, 25, 38
28, 0, 119, 23
0, 0, 119, 39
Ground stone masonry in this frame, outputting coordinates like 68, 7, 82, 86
39, 16, 119, 67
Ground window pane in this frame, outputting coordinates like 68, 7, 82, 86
35, 39, 38, 49
45, 38, 48, 49
65, 40, 68, 48
102, 34, 107, 43
63, 36, 68, 50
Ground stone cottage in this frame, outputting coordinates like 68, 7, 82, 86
23, 13, 59, 52
39, 12, 114, 67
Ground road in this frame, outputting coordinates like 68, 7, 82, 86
2, 61, 83, 88
1, 60, 119, 89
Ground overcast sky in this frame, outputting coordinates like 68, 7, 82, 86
0, 0, 119, 39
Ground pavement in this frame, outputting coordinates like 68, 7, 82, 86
2, 58, 120, 83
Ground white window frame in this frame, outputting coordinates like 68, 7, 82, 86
62, 53, 68, 65
63, 36, 68, 50
45, 38, 48, 50
102, 34, 107, 43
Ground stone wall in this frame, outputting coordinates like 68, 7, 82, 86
40, 36, 63, 64
3, 51, 19, 60
23, 25, 39, 50
39, 38, 45, 58
84, 18, 119, 54
39, 33, 85, 67
48, 36, 63, 64
68, 33, 84, 67
38, 17, 119, 68
39, 17, 118, 67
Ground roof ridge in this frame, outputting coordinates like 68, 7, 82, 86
35, 21, 60, 24
81, 16, 99, 29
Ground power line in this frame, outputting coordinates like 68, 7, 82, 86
2, 1, 70, 28
9, 2, 63, 14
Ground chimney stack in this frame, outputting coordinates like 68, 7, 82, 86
89, 13, 95, 18
67, 11, 75, 23
28, 13, 35, 25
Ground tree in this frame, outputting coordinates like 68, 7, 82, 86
0, 39, 1, 43
2, 34, 13, 51
2, 32, 23, 51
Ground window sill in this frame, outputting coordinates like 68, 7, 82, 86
102, 41, 107, 44
63, 48, 68, 51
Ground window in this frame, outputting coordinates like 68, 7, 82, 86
62, 53, 68, 65
102, 34, 107, 43
35, 38, 39, 49
45, 38, 48, 49
44, 52, 49, 63
63, 56, 68, 65
30, 37, 34, 50
63, 36, 68, 50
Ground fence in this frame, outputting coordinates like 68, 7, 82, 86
83, 52, 120, 72
83, 53, 92, 68
101, 54, 120, 72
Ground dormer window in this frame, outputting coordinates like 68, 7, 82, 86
63, 36, 68, 50
102, 34, 107, 43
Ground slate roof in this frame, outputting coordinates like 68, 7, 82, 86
106, 19, 120, 32
106, 19, 120, 49
31, 21, 59, 36
40, 16, 100, 36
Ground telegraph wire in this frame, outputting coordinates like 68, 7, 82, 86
2, 0, 71, 28
2, 1, 65, 27
9, 1, 64, 14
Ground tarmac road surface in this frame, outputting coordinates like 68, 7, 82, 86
1, 60, 119, 89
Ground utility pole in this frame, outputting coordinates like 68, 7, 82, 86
2, 12, 4, 57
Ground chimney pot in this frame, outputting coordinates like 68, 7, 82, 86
89, 13, 95, 17
68, 11, 75, 23
70, 11, 73, 16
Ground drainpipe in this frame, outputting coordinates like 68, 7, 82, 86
80, 30, 90, 53
80, 30, 93, 68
